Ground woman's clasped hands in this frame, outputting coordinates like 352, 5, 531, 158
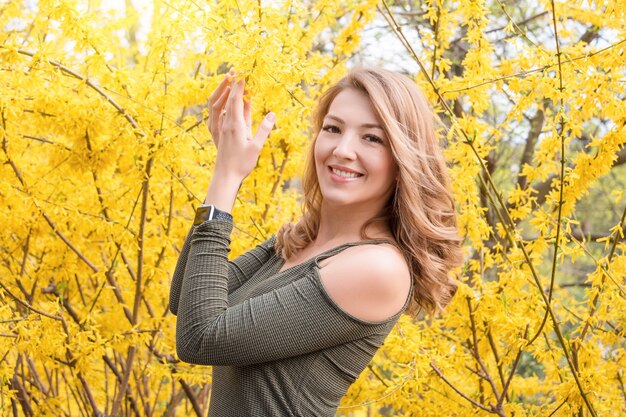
207, 71, 276, 181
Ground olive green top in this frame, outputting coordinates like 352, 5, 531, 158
170, 219, 410, 416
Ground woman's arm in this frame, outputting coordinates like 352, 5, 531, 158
169, 228, 275, 315
226, 235, 277, 291
175, 220, 394, 366
171, 73, 276, 314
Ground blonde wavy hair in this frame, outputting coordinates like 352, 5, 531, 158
275, 67, 463, 315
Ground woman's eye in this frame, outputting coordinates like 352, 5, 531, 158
322, 125, 341, 134
364, 134, 383, 144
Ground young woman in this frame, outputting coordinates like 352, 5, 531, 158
169, 68, 463, 416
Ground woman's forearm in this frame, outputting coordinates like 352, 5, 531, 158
204, 169, 243, 212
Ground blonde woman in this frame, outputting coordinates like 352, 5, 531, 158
170, 68, 463, 416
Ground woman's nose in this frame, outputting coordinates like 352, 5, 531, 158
332, 133, 357, 160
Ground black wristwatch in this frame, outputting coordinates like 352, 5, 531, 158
193, 204, 233, 226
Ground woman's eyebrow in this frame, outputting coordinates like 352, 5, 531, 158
325, 114, 384, 130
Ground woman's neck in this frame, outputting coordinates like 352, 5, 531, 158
314, 202, 391, 246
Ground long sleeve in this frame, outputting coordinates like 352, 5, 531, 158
169, 224, 275, 315
175, 220, 391, 366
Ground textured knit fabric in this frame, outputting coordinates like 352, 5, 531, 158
170, 219, 411, 417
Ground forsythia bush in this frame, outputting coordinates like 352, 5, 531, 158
0, 0, 624, 416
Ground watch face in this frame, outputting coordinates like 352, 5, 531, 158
194, 205, 214, 225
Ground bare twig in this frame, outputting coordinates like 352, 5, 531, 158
11, 355, 34, 417
547, 398, 568, 416
498, 326, 528, 406
486, 328, 509, 402
494, 0, 539, 48
261, 153, 288, 222
527, 0, 570, 346
617, 370, 626, 405
466, 298, 502, 403
429, 361, 496, 414
110, 347, 137, 417
179, 380, 204, 417
22, 134, 72, 150
154, 181, 175, 271
0, 282, 62, 321
84, 130, 138, 283
133, 155, 154, 324
578, 203, 626, 342
77, 373, 103, 417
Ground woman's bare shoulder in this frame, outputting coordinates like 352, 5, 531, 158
317, 243, 412, 323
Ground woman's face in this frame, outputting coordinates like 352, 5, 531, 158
314, 88, 397, 213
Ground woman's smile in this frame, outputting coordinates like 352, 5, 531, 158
328, 165, 364, 181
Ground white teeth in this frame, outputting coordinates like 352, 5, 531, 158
331, 167, 361, 178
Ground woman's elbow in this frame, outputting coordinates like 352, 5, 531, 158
176, 343, 206, 365
175, 320, 227, 365
175, 332, 219, 365
176, 340, 232, 366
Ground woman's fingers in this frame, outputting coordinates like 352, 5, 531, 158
252, 112, 276, 148
216, 76, 275, 172
208, 74, 233, 144
207, 74, 231, 106
243, 98, 252, 140
226, 78, 245, 124
210, 84, 231, 143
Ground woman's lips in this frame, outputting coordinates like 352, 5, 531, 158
328, 166, 364, 181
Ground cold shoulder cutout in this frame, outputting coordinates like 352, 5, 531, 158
315, 242, 413, 323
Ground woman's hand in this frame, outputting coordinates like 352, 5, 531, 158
204, 73, 276, 211
207, 74, 275, 180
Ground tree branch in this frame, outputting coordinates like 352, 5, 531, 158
429, 361, 496, 414
2, 111, 99, 273
517, 105, 546, 191
178, 380, 204, 417
11, 48, 145, 136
